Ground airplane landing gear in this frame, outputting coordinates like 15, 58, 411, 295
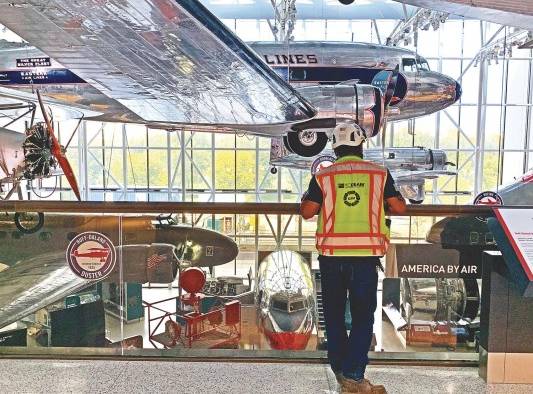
14, 212, 44, 234
270, 166, 278, 175
283, 130, 328, 157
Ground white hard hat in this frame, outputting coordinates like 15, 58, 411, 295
331, 123, 366, 149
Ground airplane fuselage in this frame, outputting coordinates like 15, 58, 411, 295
249, 42, 461, 122
0, 41, 461, 127
0, 214, 238, 268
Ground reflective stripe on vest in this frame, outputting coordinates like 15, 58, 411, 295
315, 156, 390, 256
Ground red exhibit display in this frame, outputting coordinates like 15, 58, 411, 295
145, 267, 241, 349
179, 267, 206, 294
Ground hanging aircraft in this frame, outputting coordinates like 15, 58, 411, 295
0, 213, 239, 329
0, 0, 460, 164
0, 87, 85, 205
269, 139, 456, 203
248, 41, 461, 123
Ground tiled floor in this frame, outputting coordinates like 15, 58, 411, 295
0, 359, 532, 393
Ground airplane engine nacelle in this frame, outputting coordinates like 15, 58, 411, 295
104, 243, 178, 284
297, 84, 384, 139
22, 123, 57, 180
401, 278, 480, 323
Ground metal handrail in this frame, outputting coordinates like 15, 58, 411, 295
0, 201, 529, 216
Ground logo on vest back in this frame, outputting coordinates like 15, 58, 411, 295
338, 182, 365, 188
343, 191, 360, 207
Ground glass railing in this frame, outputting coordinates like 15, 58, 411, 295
0, 201, 522, 362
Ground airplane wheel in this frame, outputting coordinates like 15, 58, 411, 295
282, 135, 295, 153
409, 199, 424, 204
283, 131, 328, 157
270, 167, 278, 175
14, 212, 44, 234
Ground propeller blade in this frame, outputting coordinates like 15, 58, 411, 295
379, 65, 400, 163
36, 90, 82, 201
384, 65, 400, 108
56, 153, 81, 201
371, 65, 400, 109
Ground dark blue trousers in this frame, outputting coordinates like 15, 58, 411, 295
319, 256, 379, 380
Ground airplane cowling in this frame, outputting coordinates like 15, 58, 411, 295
104, 243, 178, 284
297, 84, 384, 139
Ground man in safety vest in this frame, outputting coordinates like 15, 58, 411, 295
300, 123, 406, 394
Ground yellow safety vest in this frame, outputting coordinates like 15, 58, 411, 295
315, 155, 390, 257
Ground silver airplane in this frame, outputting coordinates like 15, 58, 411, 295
269, 138, 456, 203
256, 250, 316, 350
0, 0, 460, 160
249, 41, 461, 123
0, 213, 239, 329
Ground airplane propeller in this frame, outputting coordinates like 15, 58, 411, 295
384, 65, 400, 109
35, 90, 81, 201
369, 65, 400, 154
381, 65, 400, 148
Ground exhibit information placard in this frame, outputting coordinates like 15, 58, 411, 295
493, 208, 533, 280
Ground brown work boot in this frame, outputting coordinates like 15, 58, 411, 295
341, 377, 387, 394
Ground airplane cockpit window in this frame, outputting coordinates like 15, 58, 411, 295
289, 300, 305, 312
417, 56, 431, 71
272, 299, 288, 312
402, 58, 418, 73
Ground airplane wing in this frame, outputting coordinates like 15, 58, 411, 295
393, 169, 456, 184
0, 0, 316, 128
0, 252, 97, 329
0, 86, 103, 121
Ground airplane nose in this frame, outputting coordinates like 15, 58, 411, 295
455, 81, 462, 102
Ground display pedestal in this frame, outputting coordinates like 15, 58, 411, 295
479, 251, 533, 383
